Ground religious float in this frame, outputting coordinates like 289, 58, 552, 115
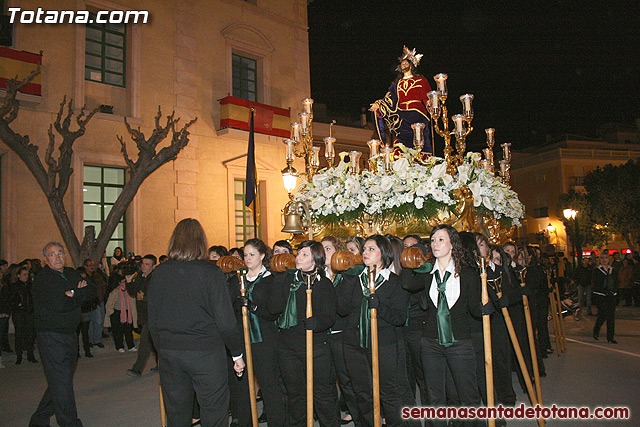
280, 48, 524, 243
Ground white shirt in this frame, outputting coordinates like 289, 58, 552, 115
429, 259, 460, 309
360, 268, 391, 292
246, 266, 270, 282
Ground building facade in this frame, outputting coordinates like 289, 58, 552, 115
510, 131, 640, 254
0, 0, 337, 263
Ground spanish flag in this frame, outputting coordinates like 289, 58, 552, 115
220, 96, 290, 138
245, 108, 259, 229
0, 47, 42, 95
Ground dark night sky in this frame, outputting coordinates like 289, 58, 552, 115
307, 1, 640, 150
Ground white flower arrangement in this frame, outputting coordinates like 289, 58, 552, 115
294, 145, 524, 228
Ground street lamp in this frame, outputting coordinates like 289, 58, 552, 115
547, 223, 557, 245
563, 209, 579, 266
563, 209, 577, 220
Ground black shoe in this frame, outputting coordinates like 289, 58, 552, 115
126, 368, 142, 377
593, 332, 599, 340
95, 342, 105, 348
150, 366, 158, 372
15, 357, 22, 365
28, 355, 38, 363
258, 412, 267, 423
608, 339, 618, 344
85, 351, 93, 358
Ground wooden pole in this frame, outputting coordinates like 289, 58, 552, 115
518, 270, 544, 406
159, 376, 167, 427
306, 274, 314, 427
547, 273, 563, 354
480, 259, 495, 427
554, 281, 567, 350
496, 287, 545, 427
238, 272, 259, 427
368, 266, 382, 427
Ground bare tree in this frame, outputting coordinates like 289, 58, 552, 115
0, 70, 196, 266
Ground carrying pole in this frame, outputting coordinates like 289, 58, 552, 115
238, 272, 259, 427
480, 259, 496, 427
368, 266, 382, 427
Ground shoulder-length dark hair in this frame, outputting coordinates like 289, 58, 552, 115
458, 231, 480, 270
364, 235, 395, 269
298, 240, 325, 274
430, 224, 465, 276
167, 218, 208, 262
244, 238, 271, 267
384, 234, 404, 273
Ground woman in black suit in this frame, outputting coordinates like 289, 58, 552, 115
148, 218, 245, 427
337, 234, 414, 427
229, 238, 287, 427
269, 240, 339, 427
402, 224, 483, 427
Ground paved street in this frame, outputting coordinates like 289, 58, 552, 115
1, 308, 639, 427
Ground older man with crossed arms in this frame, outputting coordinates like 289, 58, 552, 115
29, 242, 95, 427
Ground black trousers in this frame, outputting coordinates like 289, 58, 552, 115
329, 331, 362, 425
0, 315, 10, 350
110, 310, 134, 350
531, 294, 551, 351
343, 329, 416, 427
77, 320, 91, 354
421, 338, 482, 427
490, 315, 516, 406
158, 347, 229, 427
132, 323, 157, 373
508, 303, 533, 393
594, 294, 616, 341
232, 327, 287, 427
30, 331, 83, 427
13, 311, 36, 356
404, 325, 429, 406
278, 337, 339, 427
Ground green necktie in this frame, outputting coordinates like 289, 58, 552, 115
245, 271, 266, 343
358, 271, 384, 348
276, 271, 306, 329
435, 269, 455, 347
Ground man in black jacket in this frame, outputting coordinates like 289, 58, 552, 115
126, 254, 157, 376
29, 242, 95, 427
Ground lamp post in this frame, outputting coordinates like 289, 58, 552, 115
563, 209, 579, 266
547, 223, 557, 246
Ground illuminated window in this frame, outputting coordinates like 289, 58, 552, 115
85, 16, 126, 87
234, 179, 261, 246
83, 165, 126, 254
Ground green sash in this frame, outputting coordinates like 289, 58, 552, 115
276, 271, 306, 330
245, 270, 266, 343
435, 270, 455, 347
358, 270, 384, 348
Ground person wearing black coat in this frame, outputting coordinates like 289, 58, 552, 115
338, 235, 415, 427
148, 219, 245, 427
9, 265, 37, 364
228, 239, 287, 427
402, 225, 483, 427
268, 240, 339, 427
592, 253, 618, 343
29, 242, 95, 427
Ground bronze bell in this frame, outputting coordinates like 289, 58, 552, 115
282, 211, 305, 234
